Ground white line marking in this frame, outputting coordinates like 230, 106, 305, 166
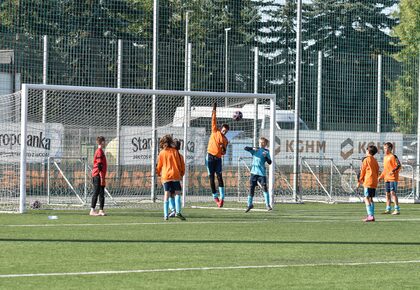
2, 216, 420, 228
191, 206, 269, 212
1, 260, 420, 278
0, 220, 266, 228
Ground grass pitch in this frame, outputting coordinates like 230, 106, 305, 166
1, 203, 420, 289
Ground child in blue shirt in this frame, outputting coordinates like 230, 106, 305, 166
244, 137, 272, 212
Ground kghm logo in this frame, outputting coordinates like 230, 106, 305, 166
341, 138, 353, 160
0, 132, 51, 150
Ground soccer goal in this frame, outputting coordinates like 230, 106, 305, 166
3, 84, 276, 213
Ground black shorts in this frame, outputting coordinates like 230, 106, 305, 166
363, 188, 376, 198
163, 181, 182, 193
250, 174, 267, 188
206, 153, 222, 175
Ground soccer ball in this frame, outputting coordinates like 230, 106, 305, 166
233, 111, 243, 121
30, 200, 42, 209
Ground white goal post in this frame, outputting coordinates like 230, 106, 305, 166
15, 84, 276, 213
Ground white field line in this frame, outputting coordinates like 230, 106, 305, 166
0, 220, 267, 228
1, 260, 420, 278
191, 206, 269, 212
2, 216, 420, 228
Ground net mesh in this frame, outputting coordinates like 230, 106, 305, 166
2, 87, 275, 211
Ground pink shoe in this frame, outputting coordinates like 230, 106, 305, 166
214, 197, 220, 206
89, 210, 98, 216
363, 215, 375, 222
98, 210, 107, 216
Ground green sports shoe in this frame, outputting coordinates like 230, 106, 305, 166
382, 210, 391, 214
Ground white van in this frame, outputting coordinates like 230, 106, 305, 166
172, 104, 309, 130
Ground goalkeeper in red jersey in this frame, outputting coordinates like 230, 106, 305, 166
90, 136, 107, 216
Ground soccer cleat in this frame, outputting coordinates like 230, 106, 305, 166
89, 210, 98, 216
266, 205, 273, 211
363, 215, 375, 222
175, 213, 186, 221
164, 216, 169, 221
214, 197, 220, 206
245, 204, 254, 213
391, 210, 400, 215
168, 211, 176, 218
382, 210, 391, 214
218, 199, 224, 208
98, 210, 107, 216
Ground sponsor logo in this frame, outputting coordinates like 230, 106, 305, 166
340, 138, 353, 160
0, 132, 51, 150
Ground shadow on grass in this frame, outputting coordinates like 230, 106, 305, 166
1, 238, 420, 246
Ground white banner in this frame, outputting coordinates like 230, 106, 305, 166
112, 126, 207, 165
0, 122, 64, 163
260, 129, 403, 165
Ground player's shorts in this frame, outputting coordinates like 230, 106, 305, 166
363, 187, 376, 197
163, 181, 182, 193
385, 181, 398, 193
250, 174, 267, 189
206, 153, 222, 175
363, 188, 376, 198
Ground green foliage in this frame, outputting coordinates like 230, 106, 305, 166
386, 70, 416, 133
392, 0, 420, 61
306, 0, 399, 55
386, 0, 419, 133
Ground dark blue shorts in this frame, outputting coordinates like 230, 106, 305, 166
363, 188, 376, 198
206, 153, 222, 175
250, 174, 267, 189
385, 181, 398, 193
163, 181, 182, 193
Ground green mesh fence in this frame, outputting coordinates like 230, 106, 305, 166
0, 0, 419, 205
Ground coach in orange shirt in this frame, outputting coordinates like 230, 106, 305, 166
378, 142, 401, 215
206, 102, 229, 207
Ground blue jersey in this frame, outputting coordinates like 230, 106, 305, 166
244, 147, 272, 176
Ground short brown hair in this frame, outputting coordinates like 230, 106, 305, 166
96, 136, 105, 145
159, 134, 174, 150
221, 124, 229, 131
367, 145, 378, 156
383, 142, 393, 151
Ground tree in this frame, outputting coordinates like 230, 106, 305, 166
302, 0, 400, 130
386, 0, 420, 133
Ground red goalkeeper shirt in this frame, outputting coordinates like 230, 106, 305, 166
92, 147, 107, 180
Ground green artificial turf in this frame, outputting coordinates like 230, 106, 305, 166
1, 203, 420, 289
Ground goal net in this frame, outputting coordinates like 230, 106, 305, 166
3, 84, 276, 212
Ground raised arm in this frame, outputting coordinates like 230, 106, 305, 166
211, 102, 217, 133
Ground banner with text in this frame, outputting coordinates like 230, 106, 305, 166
260, 130, 403, 165
0, 122, 64, 163
113, 126, 207, 165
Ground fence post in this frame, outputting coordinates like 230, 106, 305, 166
253, 47, 259, 147
416, 52, 420, 200
182, 43, 192, 207
117, 39, 122, 177
377, 54, 382, 133
317, 51, 322, 131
